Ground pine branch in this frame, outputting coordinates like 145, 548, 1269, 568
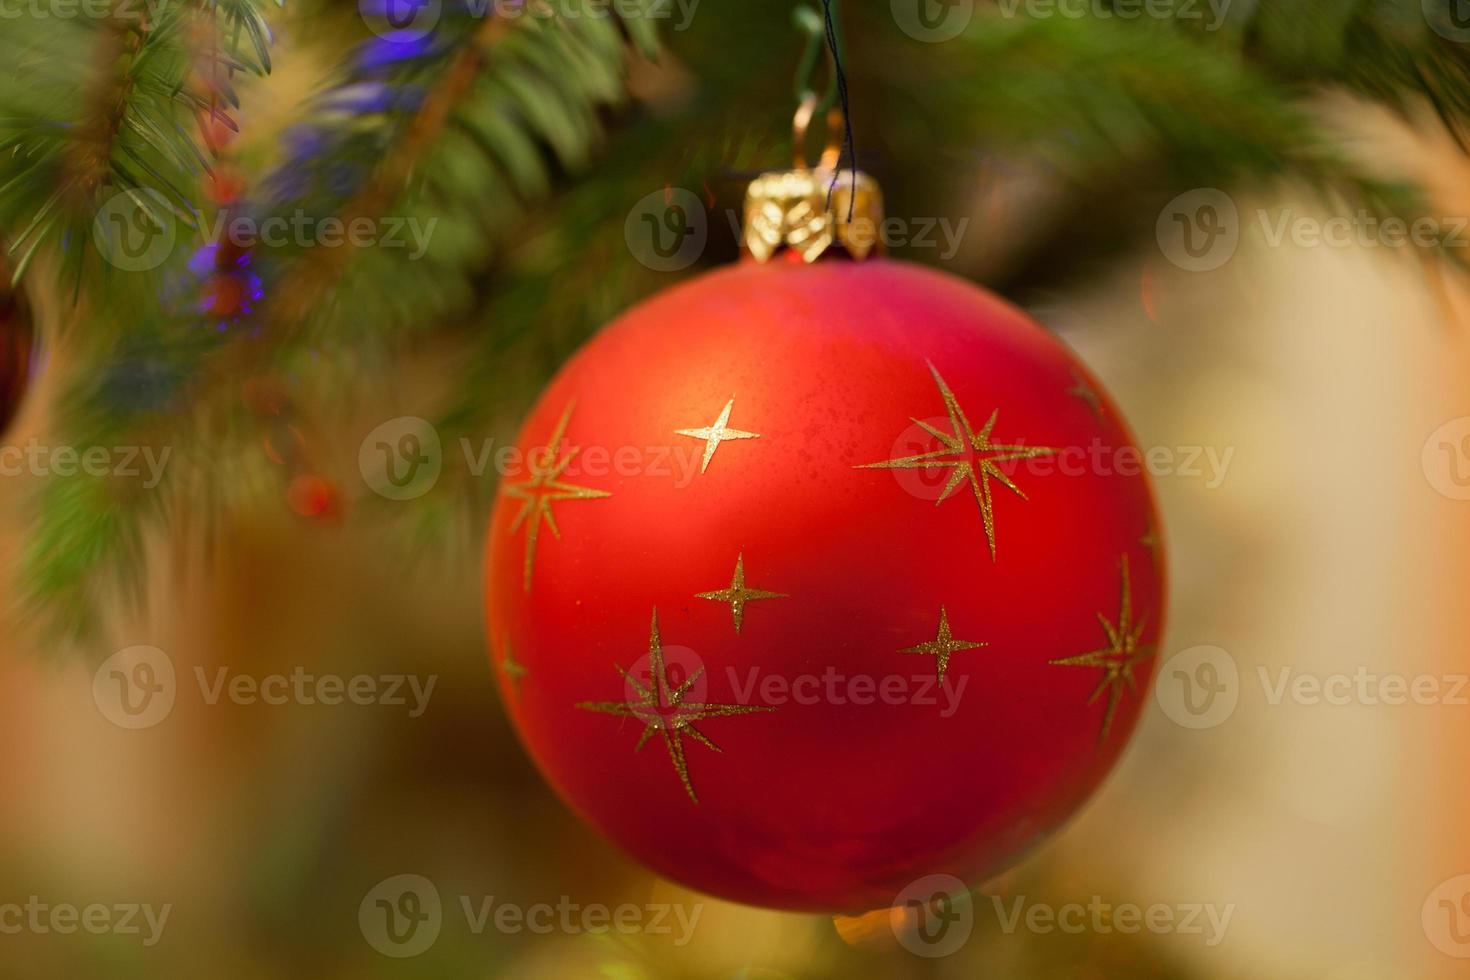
0, 0, 278, 300
18, 2, 664, 639
3, 0, 282, 639
1246, 0, 1470, 142
18, 0, 1470, 640
263, 15, 514, 331
346, 1, 1470, 547
857, 8, 1458, 291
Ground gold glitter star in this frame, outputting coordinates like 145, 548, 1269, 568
1140, 525, 1162, 574
577, 609, 774, 803
501, 402, 611, 592
858, 362, 1058, 560
1049, 555, 1156, 746
696, 553, 787, 635
1067, 369, 1105, 421
900, 606, 987, 683
675, 397, 760, 474
499, 641, 527, 695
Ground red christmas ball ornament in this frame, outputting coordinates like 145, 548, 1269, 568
485, 166, 1164, 913
0, 278, 33, 435
286, 472, 342, 522
205, 164, 247, 206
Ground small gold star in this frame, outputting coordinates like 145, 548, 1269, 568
577, 609, 774, 803
858, 362, 1058, 560
1140, 525, 1162, 573
696, 553, 787, 635
675, 397, 760, 474
1067, 369, 1105, 421
1049, 555, 1156, 746
900, 606, 987, 683
500, 641, 527, 694
501, 402, 611, 592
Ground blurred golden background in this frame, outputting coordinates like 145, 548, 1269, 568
2, 4, 1470, 978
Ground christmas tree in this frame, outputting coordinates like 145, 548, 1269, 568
2, 0, 1466, 635
2, 2, 1469, 977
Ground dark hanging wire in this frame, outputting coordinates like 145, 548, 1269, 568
820, 0, 857, 218
792, 3, 857, 219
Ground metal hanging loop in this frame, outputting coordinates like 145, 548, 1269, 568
792, 97, 845, 172
791, 3, 841, 169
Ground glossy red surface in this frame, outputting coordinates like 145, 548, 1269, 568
485, 258, 1164, 913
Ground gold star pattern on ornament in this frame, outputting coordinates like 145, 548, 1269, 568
500, 641, 527, 695
900, 606, 987, 684
696, 553, 787, 635
1067, 369, 1105, 421
1140, 524, 1162, 574
675, 397, 760, 474
857, 362, 1058, 560
576, 609, 774, 803
502, 402, 611, 592
1049, 555, 1156, 746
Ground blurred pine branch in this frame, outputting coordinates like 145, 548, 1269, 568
5, 0, 1470, 639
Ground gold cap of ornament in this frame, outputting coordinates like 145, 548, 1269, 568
743, 101, 884, 264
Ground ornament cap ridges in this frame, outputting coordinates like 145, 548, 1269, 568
742, 167, 884, 264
